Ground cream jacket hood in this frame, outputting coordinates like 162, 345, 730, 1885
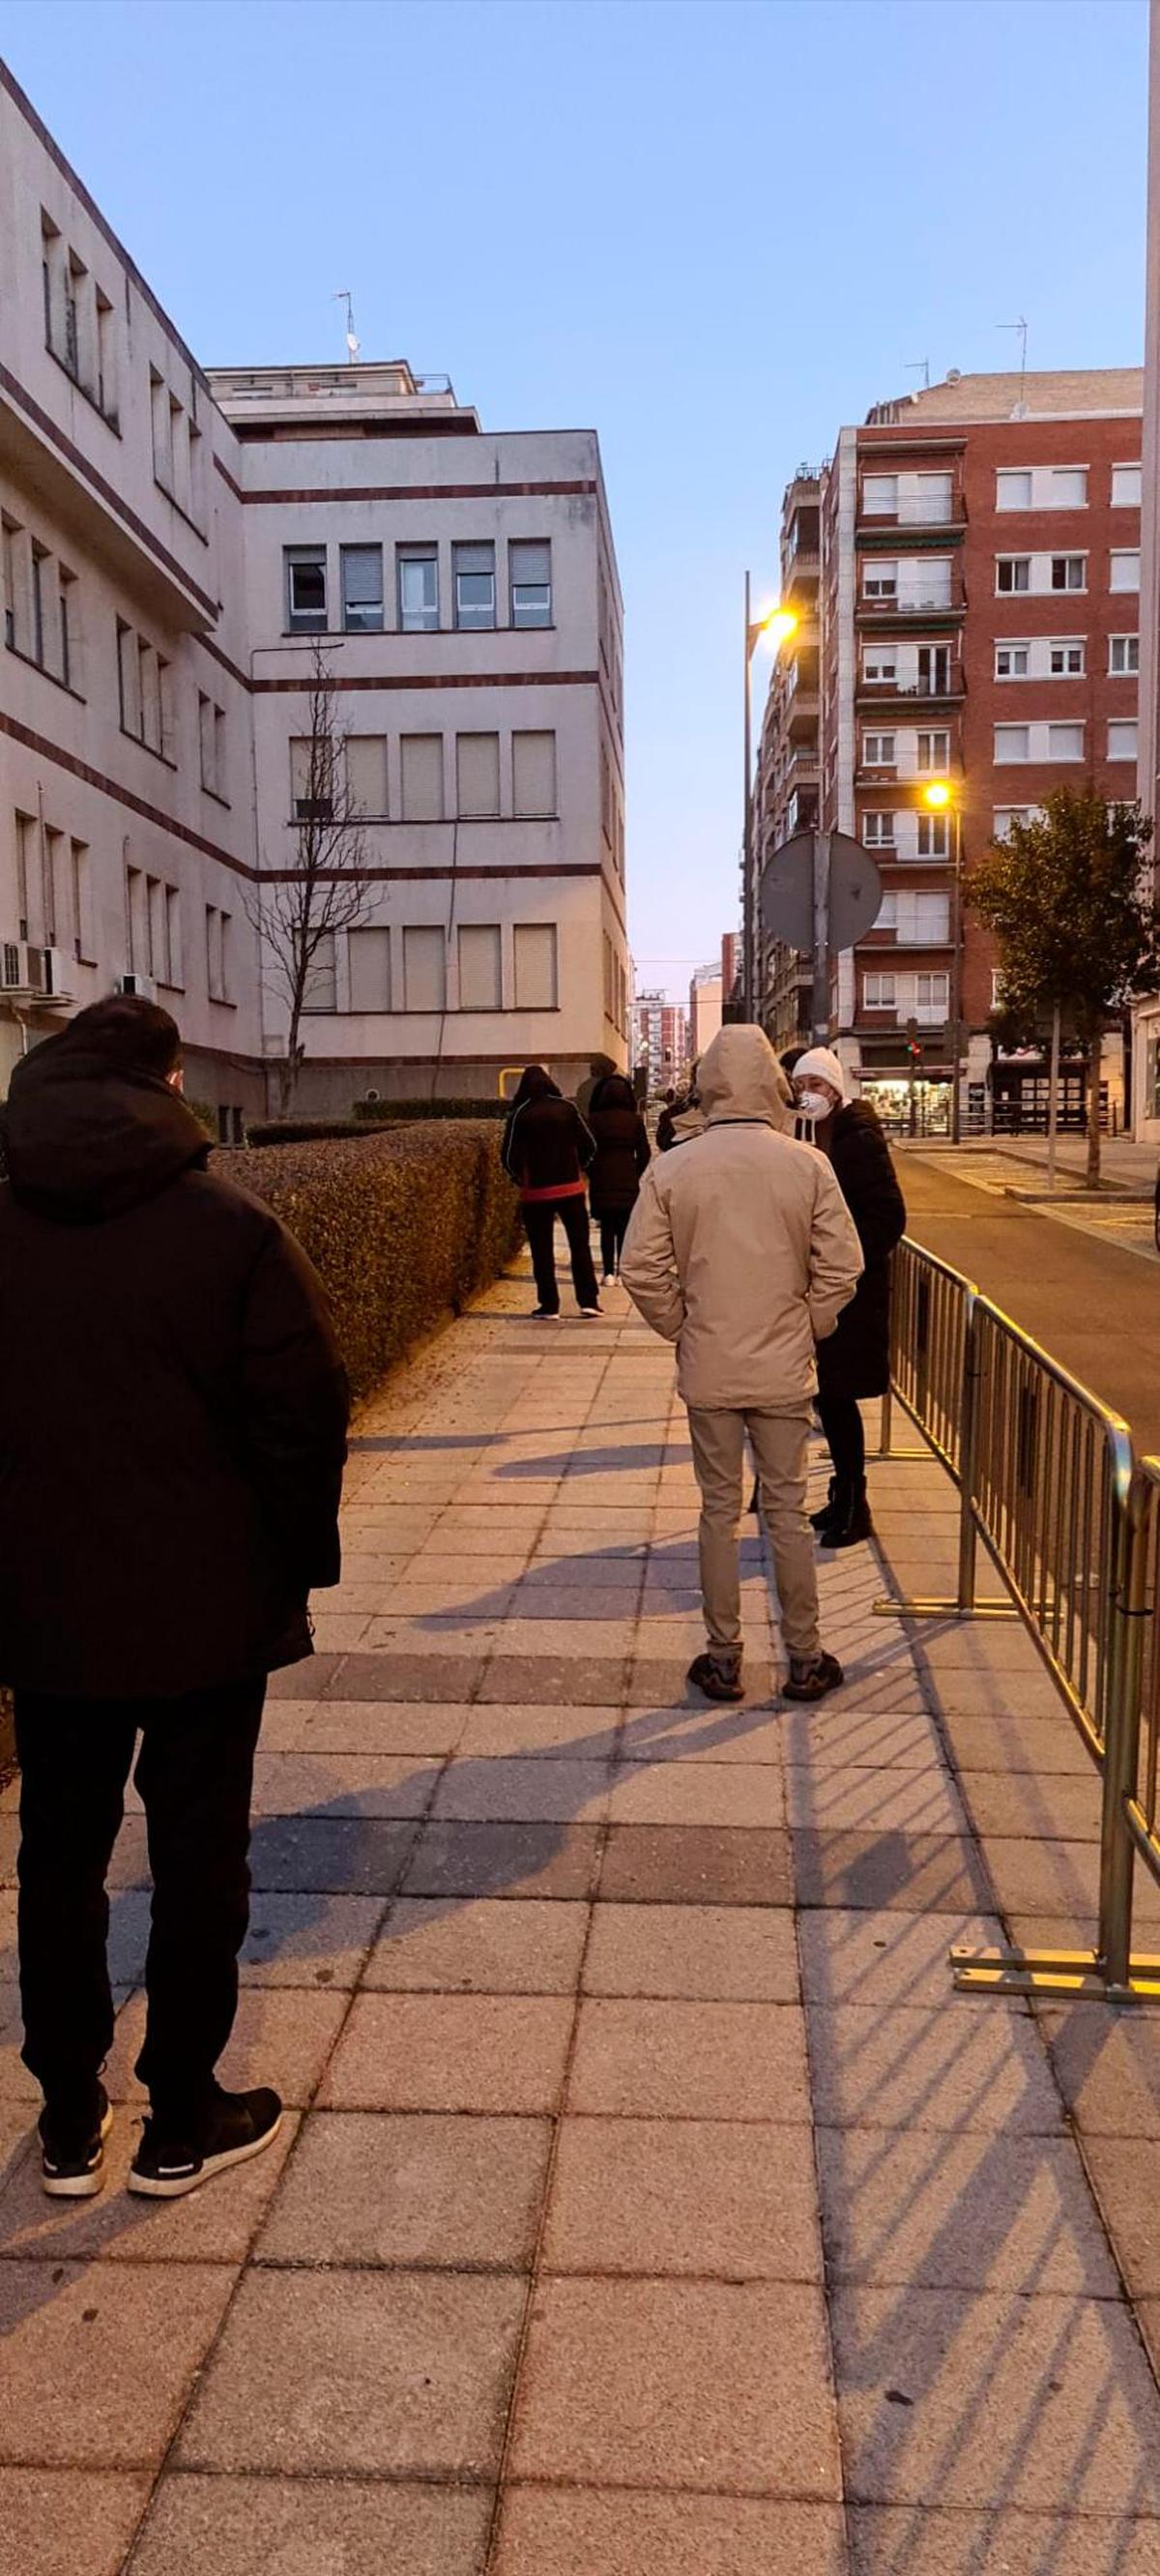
621, 1025, 863, 1410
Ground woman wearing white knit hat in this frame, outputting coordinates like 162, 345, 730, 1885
791, 1048, 906, 1546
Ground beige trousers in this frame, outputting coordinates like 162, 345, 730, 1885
686, 1403, 820, 1660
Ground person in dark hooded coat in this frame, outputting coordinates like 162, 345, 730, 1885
0, 996, 349, 2201
586, 1071, 651, 1281
790, 1046, 906, 1547
502, 1064, 601, 1317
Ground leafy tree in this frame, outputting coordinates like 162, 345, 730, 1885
246, 642, 373, 1112
969, 787, 1159, 1186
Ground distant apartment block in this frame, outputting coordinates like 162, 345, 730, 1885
633, 988, 687, 1096
0, 63, 626, 1113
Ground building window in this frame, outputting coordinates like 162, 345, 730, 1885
166, 885, 183, 986
1112, 463, 1142, 508
400, 733, 445, 821
915, 730, 949, 774
1111, 550, 1141, 593
345, 735, 389, 815
340, 544, 384, 632
1049, 640, 1085, 675
996, 470, 1032, 511
997, 557, 1030, 592
453, 542, 496, 630
403, 923, 446, 1011
348, 924, 392, 1011
995, 724, 1030, 762
70, 838, 90, 962
1047, 722, 1085, 760
289, 737, 333, 823
302, 927, 335, 1012
1108, 719, 1139, 762
862, 646, 897, 683
863, 974, 896, 1010
30, 545, 45, 669
457, 922, 503, 1010
862, 561, 897, 600
509, 540, 552, 628
58, 567, 75, 689
1047, 467, 1088, 507
512, 729, 557, 816
993, 806, 1040, 840
916, 972, 948, 1013
863, 476, 897, 515
513, 922, 558, 1009
862, 812, 896, 848
1, 515, 19, 652
1051, 555, 1086, 590
285, 545, 328, 633
995, 643, 1030, 678
205, 905, 233, 1004
862, 733, 896, 768
915, 813, 948, 859
1110, 633, 1140, 675
456, 732, 501, 819
397, 545, 439, 631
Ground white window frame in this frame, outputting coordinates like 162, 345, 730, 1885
862, 811, 896, 848
285, 545, 328, 634
1046, 722, 1085, 761
862, 732, 896, 769
1109, 633, 1140, 676
1050, 554, 1087, 591
1110, 550, 1141, 594
862, 646, 897, 683
996, 470, 1032, 512
863, 972, 896, 1010
995, 642, 1030, 679
915, 813, 949, 860
1049, 639, 1085, 676
862, 562, 897, 600
915, 730, 950, 776
1107, 719, 1139, 762
1112, 463, 1143, 509
995, 724, 1031, 763
996, 556, 1030, 593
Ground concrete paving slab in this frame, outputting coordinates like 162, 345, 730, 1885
793, 1829, 993, 1914
798, 1909, 1008, 2009
786, 1767, 966, 1836
985, 1838, 1160, 1928
245, 1816, 418, 1893
816, 2125, 1118, 2294
106, 1986, 346, 2108
130, 2473, 493, 2576
258, 1697, 471, 1754
542, 2115, 823, 2280
627, 1655, 778, 1706
401, 1821, 601, 1901
454, 1703, 622, 1757
480, 1654, 630, 1704
606, 1760, 784, 1828
1082, 2134, 1160, 2295
365, 1895, 590, 1993
319, 1991, 574, 2112
1038, 2005, 1160, 2136
508, 2274, 841, 2496
780, 1706, 945, 1771
330, 1652, 488, 1701
848, 2507, 1160, 2575
583, 1900, 798, 2001
256, 2110, 551, 2269
0, 2112, 299, 2264
432, 1756, 611, 1823
938, 1707, 1096, 1774
566, 1998, 810, 2122
0, 2259, 236, 2466
832, 2286, 1160, 2510
491, 2489, 849, 2576
807, 2004, 1065, 2132
597, 1825, 792, 1906
0, 2469, 151, 2576
177, 2267, 525, 2477
247, 1750, 439, 1818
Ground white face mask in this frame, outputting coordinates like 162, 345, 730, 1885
796, 1088, 832, 1121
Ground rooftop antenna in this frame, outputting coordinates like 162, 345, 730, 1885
906, 359, 931, 391
999, 315, 1029, 412
333, 290, 361, 362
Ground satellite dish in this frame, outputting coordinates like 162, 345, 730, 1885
946, 366, 962, 383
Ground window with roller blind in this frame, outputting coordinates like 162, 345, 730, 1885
290, 737, 332, 823
340, 545, 384, 633
302, 928, 336, 1012
455, 732, 501, 818
458, 923, 502, 1010
400, 734, 444, 820
513, 922, 558, 1009
403, 924, 446, 1010
348, 925, 392, 1011
512, 730, 557, 815
345, 736, 388, 815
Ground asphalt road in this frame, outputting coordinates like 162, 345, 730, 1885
898, 1147, 1160, 1457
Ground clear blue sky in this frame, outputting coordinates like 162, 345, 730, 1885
0, 0, 1149, 999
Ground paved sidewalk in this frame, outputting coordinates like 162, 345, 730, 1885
3, 1263, 1160, 2572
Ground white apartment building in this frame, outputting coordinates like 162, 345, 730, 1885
0, 65, 626, 1118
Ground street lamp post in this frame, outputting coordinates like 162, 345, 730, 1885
741, 576, 798, 1022
923, 777, 963, 1145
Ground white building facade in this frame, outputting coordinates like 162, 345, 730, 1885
0, 65, 626, 1117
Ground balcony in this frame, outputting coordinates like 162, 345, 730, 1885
857, 584, 965, 625
856, 668, 964, 710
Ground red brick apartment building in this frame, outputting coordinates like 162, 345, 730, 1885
771, 370, 1143, 1133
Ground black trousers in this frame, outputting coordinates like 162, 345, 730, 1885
817, 1392, 866, 1497
598, 1210, 631, 1275
14, 1677, 266, 2124
523, 1194, 599, 1313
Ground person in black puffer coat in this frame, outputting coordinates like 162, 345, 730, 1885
502, 1065, 600, 1317
587, 1072, 651, 1281
790, 1046, 906, 1548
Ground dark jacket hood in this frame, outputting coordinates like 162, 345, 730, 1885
4, 1040, 210, 1225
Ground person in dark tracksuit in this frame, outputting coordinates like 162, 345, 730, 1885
502, 1065, 601, 1317
587, 1071, 651, 1281
0, 996, 349, 2199
790, 1045, 906, 1548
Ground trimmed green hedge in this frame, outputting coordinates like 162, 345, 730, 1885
247, 1099, 509, 1145
223, 1121, 520, 1397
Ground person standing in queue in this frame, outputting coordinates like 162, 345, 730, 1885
586, 1070, 652, 1284
790, 1045, 906, 1547
503, 1065, 601, 1318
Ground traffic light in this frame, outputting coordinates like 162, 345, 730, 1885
905, 1014, 921, 1072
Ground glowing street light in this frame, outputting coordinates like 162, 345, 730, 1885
919, 780, 963, 1139
749, 602, 798, 659
922, 778, 953, 810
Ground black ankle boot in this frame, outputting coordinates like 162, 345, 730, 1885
810, 1477, 844, 1533
824, 1483, 874, 1549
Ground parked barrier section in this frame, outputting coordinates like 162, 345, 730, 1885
880, 1239, 1160, 2002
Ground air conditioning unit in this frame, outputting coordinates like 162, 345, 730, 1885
115, 972, 157, 1002
1, 940, 71, 1003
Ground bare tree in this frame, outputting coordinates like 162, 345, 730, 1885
248, 641, 373, 1113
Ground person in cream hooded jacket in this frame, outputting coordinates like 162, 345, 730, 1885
620, 1023, 862, 1703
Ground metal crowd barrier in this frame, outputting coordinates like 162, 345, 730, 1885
878, 1237, 1160, 2003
